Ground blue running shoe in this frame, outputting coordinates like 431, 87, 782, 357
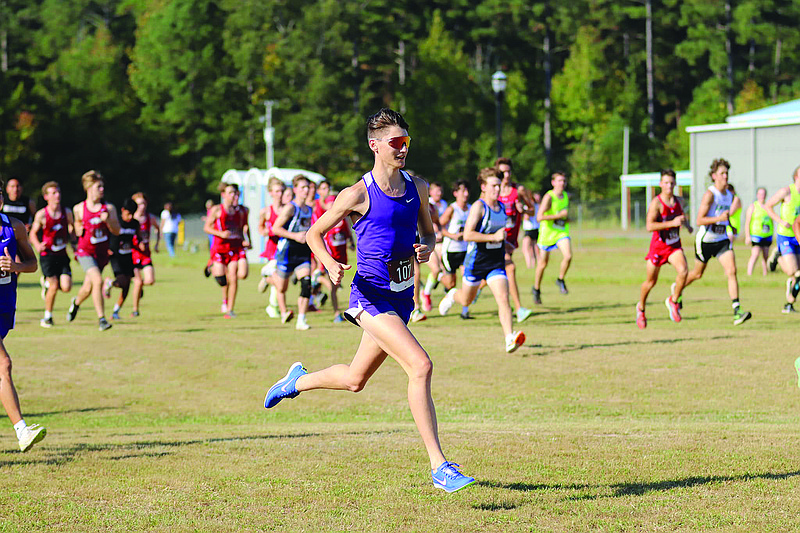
264, 362, 307, 409
431, 461, 475, 493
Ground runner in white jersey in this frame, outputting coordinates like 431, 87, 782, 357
682, 158, 752, 325
438, 180, 472, 319
521, 192, 541, 270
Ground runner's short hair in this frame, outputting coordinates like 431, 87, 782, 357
660, 169, 676, 180
42, 181, 60, 196
292, 174, 310, 187
478, 167, 502, 185
494, 157, 513, 170
709, 158, 730, 177
267, 177, 285, 191
132, 192, 148, 204
81, 170, 104, 191
219, 182, 238, 193
366, 108, 409, 140
121, 198, 137, 213
452, 179, 470, 192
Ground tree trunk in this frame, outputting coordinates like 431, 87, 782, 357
646, 0, 655, 140
772, 37, 781, 102
544, 27, 552, 169
1, 28, 7, 73
726, 0, 734, 114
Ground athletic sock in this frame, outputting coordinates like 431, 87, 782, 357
298, 313, 306, 322
269, 286, 278, 307
44, 311, 52, 320
13, 420, 26, 439
113, 304, 121, 313
423, 273, 436, 296
732, 298, 740, 313
461, 306, 469, 314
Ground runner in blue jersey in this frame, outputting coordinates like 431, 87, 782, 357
263, 108, 475, 493
0, 181, 47, 451
438, 168, 526, 353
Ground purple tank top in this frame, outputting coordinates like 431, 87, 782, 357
352, 170, 420, 295
0, 214, 18, 313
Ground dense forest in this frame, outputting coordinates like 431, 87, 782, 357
1, 0, 799, 210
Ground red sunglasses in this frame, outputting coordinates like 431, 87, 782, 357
378, 135, 411, 150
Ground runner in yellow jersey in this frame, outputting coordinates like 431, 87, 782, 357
533, 172, 571, 303
744, 187, 773, 276
764, 166, 800, 313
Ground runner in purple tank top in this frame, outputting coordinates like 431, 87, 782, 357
262, 109, 475, 493
0, 180, 47, 452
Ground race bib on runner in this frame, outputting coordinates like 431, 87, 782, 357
0, 270, 11, 285
665, 228, 679, 245
554, 218, 566, 229
710, 224, 727, 235
90, 228, 108, 244
387, 256, 414, 292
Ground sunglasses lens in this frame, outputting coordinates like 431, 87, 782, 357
388, 136, 410, 150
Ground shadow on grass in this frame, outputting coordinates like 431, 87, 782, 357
609, 470, 800, 497
541, 335, 729, 354
0, 429, 401, 467
26, 406, 120, 417
477, 480, 591, 492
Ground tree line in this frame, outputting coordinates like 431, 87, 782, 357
1, 0, 798, 210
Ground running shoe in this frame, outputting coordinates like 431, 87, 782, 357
438, 288, 457, 316
112, 311, 121, 321
665, 296, 681, 323
505, 331, 526, 353
333, 313, 346, 323
66, 297, 79, 322
319, 293, 328, 307
636, 303, 647, 329
670, 282, 683, 310
516, 307, 532, 323
265, 305, 279, 318
39, 276, 47, 300
131, 310, 140, 318
264, 362, 307, 409
18, 424, 46, 452
421, 293, 433, 312
98, 317, 112, 331
281, 310, 294, 324
795, 356, 800, 389
40, 317, 54, 329
459, 309, 474, 320
224, 311, 237, 319
783, 303, 796, 314
431, 461, 475, 493
733, 308, 752, 326
410, 309, 427, 323
295, 318, 310, 331
257, 276, 269, 293
307, 304, 318, 313
556, 278, 568, 294
531, 287, 542, 305
768, 246, 781, 272
203, 265, 211, 278
103, 277, 113, 299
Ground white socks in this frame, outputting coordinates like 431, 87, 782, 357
14, 420, 26, 439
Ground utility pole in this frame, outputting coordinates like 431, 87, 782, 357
263, 101, 275, 169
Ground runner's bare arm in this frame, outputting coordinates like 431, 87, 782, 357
104, 204, 121, 235
73, 202, 84, 237
28, 209, 45, 253
1, 218, 38, 273
414, 176, 435, 263
307, 183, 365, 285
695, 191, 722, 226
764, 186, 792, 229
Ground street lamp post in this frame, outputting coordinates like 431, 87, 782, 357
491, 71, 507, 158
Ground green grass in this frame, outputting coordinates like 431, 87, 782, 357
1, 229, 799, 532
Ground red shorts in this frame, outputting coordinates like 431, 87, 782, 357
646, 241, 682, 267
329, 244, 348, 265
133, 249, 153, 268
212, 247, 246, 265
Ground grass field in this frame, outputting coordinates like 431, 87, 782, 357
1, 229, 799, 532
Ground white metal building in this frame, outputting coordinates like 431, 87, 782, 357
686, 98, 800, 226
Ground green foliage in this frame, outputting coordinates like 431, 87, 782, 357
2, 0, 800, 207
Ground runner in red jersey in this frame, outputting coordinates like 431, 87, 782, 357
204, 182, 251, 318
637, 169, 693, 329
29, 181, 75, 328
496, 157, 533, 324
67, 171, 121, 331
321, 191, 355, 322
257, 177, 287, 317
129, 192, 161, 318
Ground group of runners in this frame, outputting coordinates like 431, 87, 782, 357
638, 159, 800, 329
0, 170, 164, 454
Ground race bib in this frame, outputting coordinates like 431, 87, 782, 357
762, 222, 771, 233
0, 269, 11, 285
329, 233, 347, 246
387, 256, 414, 292
665, 228, 680, 245
486, 241, 503, 249
90, 229, 108, 244
504, 217, 515, 229
554, 218, 566, 229
710, 224, 727, 235
51, 238, 66, 252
